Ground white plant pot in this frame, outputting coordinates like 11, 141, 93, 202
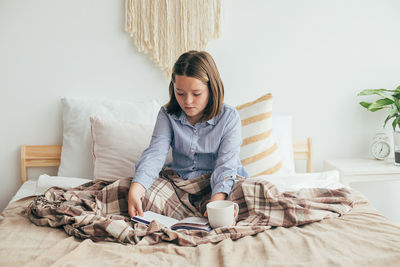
394, 131, 400, 166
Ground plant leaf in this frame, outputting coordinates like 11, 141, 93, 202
359, 101, 371, 109
376, 98, 395, 105
392, 116, 400, 131
395, 99, 400, 111
389, 106, 398, 116
396, 85, 400, 90
368, 98, 394, 110
384, 112, 397, 128
357, 89, 394, 99
369, 107, 384, 112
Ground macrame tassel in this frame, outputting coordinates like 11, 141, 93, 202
125, 0, 222, 78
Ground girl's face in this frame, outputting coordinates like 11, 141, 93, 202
174, 75, 210, 125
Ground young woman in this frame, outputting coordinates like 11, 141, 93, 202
128, 50, 248, 218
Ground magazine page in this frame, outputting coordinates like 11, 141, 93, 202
178, 216, 208, 225
171, 216, 211, 232
132, 211, 211, 231
132, 211, 179, 228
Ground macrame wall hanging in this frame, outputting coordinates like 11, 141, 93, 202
125, 0, 222, 78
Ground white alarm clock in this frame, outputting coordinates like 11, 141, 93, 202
371, 133, 391, 160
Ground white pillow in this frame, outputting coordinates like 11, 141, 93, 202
90, 115, 153, 181
273, 115, 295, 174
35, 174, 91, 195
58, 97, 160, 179
236, 93, 283, 176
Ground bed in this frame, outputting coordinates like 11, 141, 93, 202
1, 95, 400, 266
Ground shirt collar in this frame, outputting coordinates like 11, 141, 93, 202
205, 116, 217, 125
172, 111, 218, 126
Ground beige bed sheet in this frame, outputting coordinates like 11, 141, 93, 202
1, 190, 399, 267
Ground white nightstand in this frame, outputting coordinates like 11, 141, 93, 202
323, 158, 400, 186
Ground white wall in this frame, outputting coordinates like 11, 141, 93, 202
1, 1, 400, 222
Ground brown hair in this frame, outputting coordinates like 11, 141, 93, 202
165, 50, 224, 122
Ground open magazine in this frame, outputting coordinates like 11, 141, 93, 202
132, 211, 211, 232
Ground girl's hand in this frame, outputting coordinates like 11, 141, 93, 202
128, 182, 146, 218
203, 192, 227, 217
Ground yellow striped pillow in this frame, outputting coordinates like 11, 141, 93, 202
236, 93, 283, 177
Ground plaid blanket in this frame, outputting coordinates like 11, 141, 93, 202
26, 169, 354, 246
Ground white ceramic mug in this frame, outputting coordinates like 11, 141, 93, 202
206, 200, 239, 228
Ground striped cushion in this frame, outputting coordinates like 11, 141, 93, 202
236, 93, 282, 177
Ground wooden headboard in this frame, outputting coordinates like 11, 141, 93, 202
20, 138, 314, 184
293, 138, 314, 173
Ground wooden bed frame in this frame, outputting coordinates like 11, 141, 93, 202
20, 138, 313, 184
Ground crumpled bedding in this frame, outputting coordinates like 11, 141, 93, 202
26, 169, 355, 246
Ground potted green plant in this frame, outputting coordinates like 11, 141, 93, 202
357, 85, 400, 165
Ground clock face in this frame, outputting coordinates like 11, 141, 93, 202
371, 141, 391, 160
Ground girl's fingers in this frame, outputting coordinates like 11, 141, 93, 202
135, 202, 144, 217
128, 204, 136, 218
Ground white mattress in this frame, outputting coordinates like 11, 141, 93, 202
9, 171, 346, 205
10, 180, 38, 203
9, 175, 91, 204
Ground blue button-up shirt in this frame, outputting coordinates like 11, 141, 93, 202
132, 103, 248, 197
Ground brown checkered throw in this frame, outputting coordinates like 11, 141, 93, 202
26, 169, 354, 246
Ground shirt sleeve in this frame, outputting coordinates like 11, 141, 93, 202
210, 109, 242, 197
131, 107, 172, 190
